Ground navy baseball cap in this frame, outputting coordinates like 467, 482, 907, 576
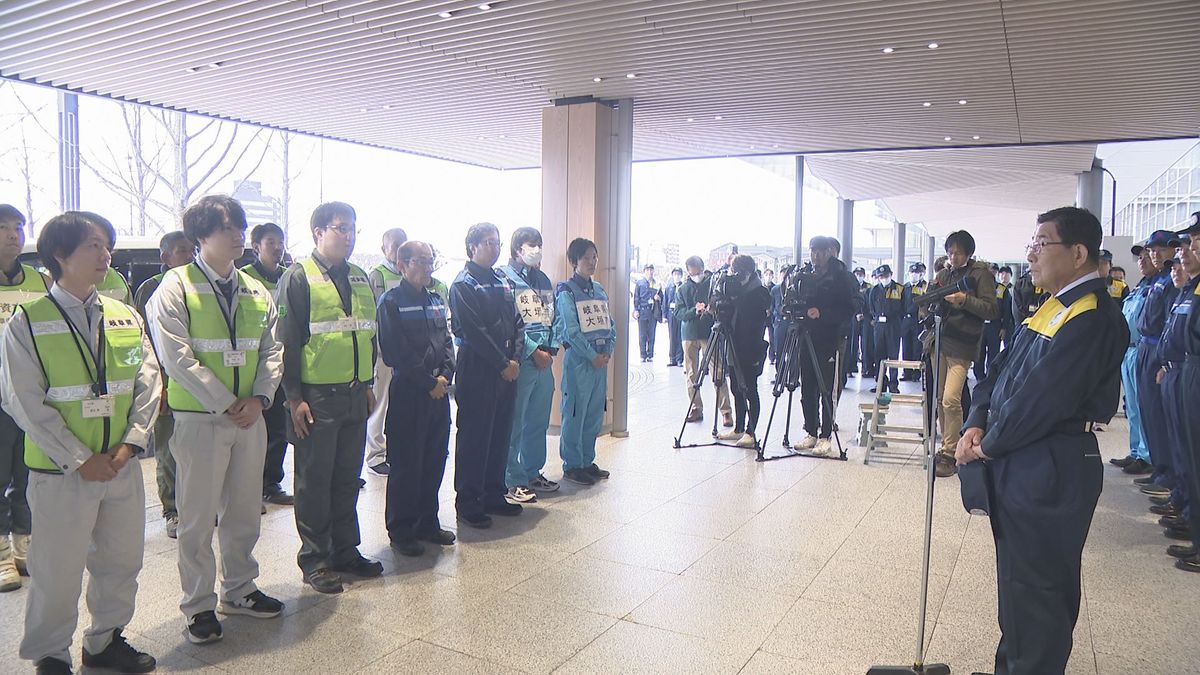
1132, 230, 1181, 255
875, 264, 892, 277
853, 266, 866, 275
1176, 211, 1200, 238
908, 262, 926, 273
1098, 249, 1113, 262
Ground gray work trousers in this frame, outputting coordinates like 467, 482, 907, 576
21, 460, 145, 668
153, 414, 176, 518
172, 415, 267, 618
290, 383, 369, 575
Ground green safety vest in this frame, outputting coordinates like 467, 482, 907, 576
98, 267, 131, 304
240, 263, 286, 292
0, 264, 49, 329
165, 264, 271, 412
374, 264, 403, 293
298, 257, 375, 385
22, 295, 143, 472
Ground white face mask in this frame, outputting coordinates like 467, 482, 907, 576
690, 274, 703, 283
880, 276, 892, 285
520, 245, 542, 267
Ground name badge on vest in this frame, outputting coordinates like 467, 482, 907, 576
576, 299, 611, 331
82, 395, 115, 419
516, 289, 552, 324
335, 317, 358, 332
1028, 304, 1037, 312
224, 350, 247, 367
877, 316, 887, 323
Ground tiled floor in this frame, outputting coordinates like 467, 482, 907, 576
2, 351, 1200, 673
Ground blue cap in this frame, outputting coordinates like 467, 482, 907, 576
1176, 211, 1200, 238
874, 264, 892, 277
1132, 229, 1181, 255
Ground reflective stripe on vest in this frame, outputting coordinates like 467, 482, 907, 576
165, 264, 270, 412
374, 264, 403, 292
0, 264, 48, 329
97, 267, 130, 303
299, 257, 376, 384
22, 295, 142, 471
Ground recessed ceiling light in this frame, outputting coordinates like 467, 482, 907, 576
686, 117, 694, 122
773, 144, 780, 149
438, 11, 452, 18
208, 62, 222, 69
943, 136, 953, 141
922, 102, 932, 107
882, 47, 894, 54
749, 145, 756, 150
714, 115, 724, 120
478, 3, 491, 9
185, 67, 200, 73
592, 77, 602, 82
927, 42, 939, 49
972, 135, 981, 140
359, 108, 368, 113
477, 135, 485, 140
498, 134, 507, 139
958, 99, 967, 105
382, 105, 392, 110
626, 73, 637, 79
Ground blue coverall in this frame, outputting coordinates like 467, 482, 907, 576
1120, 279, 1151, 462
498, 261, 559, 489
1158, 277, 1198, 516
554, 275, 617, 472
1135, 269, 1179, 488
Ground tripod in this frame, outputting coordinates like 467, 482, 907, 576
673, 312, 750, 449
758, 319, 846, 462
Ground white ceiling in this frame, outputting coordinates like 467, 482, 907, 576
2, 0, 1197, 170
806, 145, 1098, 259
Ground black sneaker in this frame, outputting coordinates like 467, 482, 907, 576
1110, 455, 1136, 468
185, 611, 223, 645
417, 528, 457, 545
484, 501, 523, 517
1141, 484, 1171, 497
81, 629, 156, 672
218, 590, 285, 618
1133, 475, 1157, 485
1123, 459, 1153, 475
585, 463, 610, 480
1165, 526, 1192, 541
333, 556, 384, 578
390, 538, 425, 557
1168, 544, 1197, 559
563, 468, 596, 486
1149, 494, 1173, 506
35, 657, 72, 674
1175, 555, 1200, 573
1159, 515, 1187, 529
1150, 503, 1180, 516
263, 486, 295, 505
303, 568, 344, 594
457, 512, 493, 529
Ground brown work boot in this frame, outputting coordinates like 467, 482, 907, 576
722, 412, 734, 428
934, 454, 958, 478
686, 409, 703, 423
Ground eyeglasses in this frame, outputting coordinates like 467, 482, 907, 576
1024, 240, 1071, 255
323, 224, 359, 235
480, 239, 503, 249
407, 257, 437, 268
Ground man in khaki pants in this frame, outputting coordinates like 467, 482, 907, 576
677, 256, 732, 427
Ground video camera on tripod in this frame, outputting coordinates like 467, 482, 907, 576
776, 262, 819, 322
704, 268, 737, 323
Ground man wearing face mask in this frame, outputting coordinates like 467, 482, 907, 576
714, 255, 773, 448
364, 227, 408, 477
849, 267, 869, 376
665, 267, 685, 367
995, 266, 1015, 351
498, 228, 560, 504
975, 264, 1012, 381
868, 265, 905, 393
924, 230, 998, 478
633, 264, 662, 363
677, 257, 733, 427
901, 263, 928, 381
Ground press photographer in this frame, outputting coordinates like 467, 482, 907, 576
711, 255, 773, 447
920, 230, 998, 477
775, 237, 859, 455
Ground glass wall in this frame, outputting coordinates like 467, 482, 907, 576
1115, 142, 1200, 241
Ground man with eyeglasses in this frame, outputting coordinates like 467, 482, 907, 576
365, 227, 408, 478
957, 207, 1126, 674
448, 223, 523, 529
1130, 230, 1184, 510
278, 202, 383, 594
376, 241, 456, 556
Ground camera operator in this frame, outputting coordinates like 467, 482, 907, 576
921, 230, 998, 478
791, 237, 858, 456
677, 257, 733, 427
713, 255, 773, 448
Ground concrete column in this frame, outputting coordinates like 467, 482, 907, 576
793, 155, 805, 265
58, 92, 80, 212
1076, 157, 1104, 219
925, 235, 936, 274
893, 222, 906, 275
541, 99, 632, 436
837, 197, 854, 266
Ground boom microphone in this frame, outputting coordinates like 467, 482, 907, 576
915, 275, 976, 305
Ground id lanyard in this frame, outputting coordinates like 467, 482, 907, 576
196, 263, 245, 393
46, 293, 112, 451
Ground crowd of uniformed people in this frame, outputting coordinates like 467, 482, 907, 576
0, 199, 618, 674
0, 196, 1196, 674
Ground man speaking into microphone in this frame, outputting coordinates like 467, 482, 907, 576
956, 207, 1127, 675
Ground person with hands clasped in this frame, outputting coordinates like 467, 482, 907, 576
377, 241, 456, 557
449, 223, 525, 528
3, 211, 163, 675
147, 196, 285, 645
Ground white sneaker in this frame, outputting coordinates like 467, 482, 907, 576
505, 486, 538, 504
812, 438, 832, 456
11, 533, 28, 576
716, 430, 741, 441
735, 433, 758, 448
794, 435, 818, 450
